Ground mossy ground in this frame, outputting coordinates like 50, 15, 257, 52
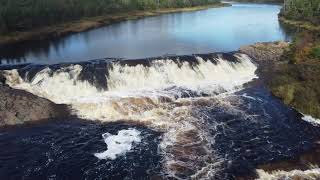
268, 31, 320, 119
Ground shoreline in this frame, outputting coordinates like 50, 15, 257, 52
239, 41, 320, 179
0, 3, 228, 47
225, 0, 283, 4
279, 16, 320, 32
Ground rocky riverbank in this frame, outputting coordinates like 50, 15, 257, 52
240, 41, 320, 179
240, 41, 289, 64
0, 73, 69, 126
240, 40, 320, 120
239, 41, 290, 78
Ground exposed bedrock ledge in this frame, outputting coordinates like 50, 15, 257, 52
239, 41, 289, 65
239, 41, 290, 78
0, 78, 69, 126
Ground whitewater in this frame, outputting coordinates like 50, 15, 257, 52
2, 53, 320, 179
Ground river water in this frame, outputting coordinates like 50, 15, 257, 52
1, 2, 319, 180
0, 2, 290, 65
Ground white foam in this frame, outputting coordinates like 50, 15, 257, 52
107, 54, 257, 94
256, 168, 320, 180
3, 65, 99, 104
3, 54, 257, 123
3, 54, 258, 177
94, 129, 141, 160
302, 114, 320, 126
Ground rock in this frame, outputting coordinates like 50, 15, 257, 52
239, 41, 290, 79
239, 41, 289, 65
0, 72, 6, 84
0, 84, 69, 126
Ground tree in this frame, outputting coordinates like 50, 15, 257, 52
0, 0, 221, 33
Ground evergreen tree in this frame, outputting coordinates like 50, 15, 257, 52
282, 0, 320, 24
0, 0, 220, 33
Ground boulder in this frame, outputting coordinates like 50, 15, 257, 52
0, 84, 69, 126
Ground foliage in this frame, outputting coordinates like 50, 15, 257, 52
0, 0, 220, 33
232, 0, 283, 3
268, 31, 320, 118
310, 46, 320, 59
282, 0, 320, 25
270, 0, 320, 118
269, 62, 320, 118
288, 32, 320, 63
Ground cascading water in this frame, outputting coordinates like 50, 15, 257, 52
2, 53, 320, 179
257, 168, 320, 180
3, 53, 257, 124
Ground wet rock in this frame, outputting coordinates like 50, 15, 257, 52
239, 41, 290, 79
0, 84, 69, 126
0, 72, 5, 84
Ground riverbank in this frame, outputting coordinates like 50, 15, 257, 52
273, 0, 320, 119
0, 3, 228, 46
239, 41, 289, 77
268, 40, 320, 120
0, 82, 69, 127
240, 39, 320, 120
279, 16, 320, 32
239, 41, 320, 179
228, 0, 283, 3
239, 0, 320, 120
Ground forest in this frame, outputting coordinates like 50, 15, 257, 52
282, 0, 320, 24
232, 0, 283, 3
0, 0, 220, 33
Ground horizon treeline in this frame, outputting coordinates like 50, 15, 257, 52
233, 0, 283, 3
0, 0, 220, 33
282, 0, 320, 24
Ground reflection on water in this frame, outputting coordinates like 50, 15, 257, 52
0, 3, 291, 65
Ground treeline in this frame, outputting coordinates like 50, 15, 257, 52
0, 0, 219, 33
282, 0, 320, 24
232, 0, 283, 3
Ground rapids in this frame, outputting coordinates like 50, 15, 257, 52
1, 53, 320, 179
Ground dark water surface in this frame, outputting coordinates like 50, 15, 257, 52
0, 121, 163, 179
1, 53, 320, 179
0, 2, 290, 65
0, 86, 319, 179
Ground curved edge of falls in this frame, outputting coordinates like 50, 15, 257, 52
1, 52, 259, 179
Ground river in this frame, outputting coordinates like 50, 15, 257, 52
1, 2, 319, 180
0, 2, 290, 65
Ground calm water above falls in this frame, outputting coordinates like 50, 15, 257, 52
0, 3, 290, 65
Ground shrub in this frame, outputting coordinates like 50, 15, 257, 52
310, 46, 320, 59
